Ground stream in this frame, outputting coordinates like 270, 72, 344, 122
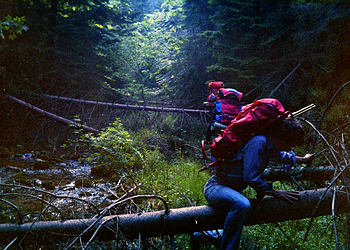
0, 153, 117, 206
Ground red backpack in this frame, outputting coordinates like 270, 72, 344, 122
206, 82, 243, 125
210, 98, 290, 161
214, 88, 243, 124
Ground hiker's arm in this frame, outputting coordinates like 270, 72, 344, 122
276, 151, 296, 165
276, 151, 314, 172
242, 136, 272, 195
295, 153, 314, 164
277, 151, 314, 164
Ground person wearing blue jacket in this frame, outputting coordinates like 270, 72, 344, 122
203, 117, 313, 249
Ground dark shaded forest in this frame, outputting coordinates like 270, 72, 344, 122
0, 0, 349, 249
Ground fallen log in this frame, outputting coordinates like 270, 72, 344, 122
263, 166, 334, 182
6, 95, 99, 134
0, 187, 349, 242
40, 94, 208, 114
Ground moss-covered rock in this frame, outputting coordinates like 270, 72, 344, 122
33, 159, 50, 170
42, 181, 55, 190
91, 164, 114, 178
7, 172, 32, 186
75, 177, 93, 187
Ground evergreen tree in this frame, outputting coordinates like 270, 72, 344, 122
112, 0, 185, 103
0, 0, 144, 99
167, 0, 216, 105
205, 0, 296, 102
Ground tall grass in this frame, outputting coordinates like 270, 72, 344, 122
134, 149, 209, 209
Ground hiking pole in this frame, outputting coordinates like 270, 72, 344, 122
199, 140, 209, 172
292, 104, 316, 117
212, 121, 227, 130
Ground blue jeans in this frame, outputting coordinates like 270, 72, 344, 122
204, 175, 251, 250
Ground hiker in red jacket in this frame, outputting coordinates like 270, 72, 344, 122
205, 81, 243, 143
203, 117, 313, 249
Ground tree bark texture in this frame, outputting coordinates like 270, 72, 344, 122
0, 187, 348, 241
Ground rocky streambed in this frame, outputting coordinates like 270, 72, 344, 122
0, 151, 128, 224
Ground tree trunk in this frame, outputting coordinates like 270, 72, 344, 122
7, 95, 99, 134
0, 187, 348, 241
40, 94, 208, 114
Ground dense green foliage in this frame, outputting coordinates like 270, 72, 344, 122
1, 0, 350, 249
0, 15, 28, 40
112, 0, 185, 102
79, 118, 143, 176
1, 0, 144, 97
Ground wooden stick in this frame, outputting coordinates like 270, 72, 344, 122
292, 104, 316, 117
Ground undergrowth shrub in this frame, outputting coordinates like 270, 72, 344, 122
239, 181, 342, 249
122, 111, 205, 156
135, 149, 209, 209
78, 118, 143, 177
242, 215, 336, 249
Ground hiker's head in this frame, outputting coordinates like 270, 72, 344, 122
271, 117, 305, 151
208, 81, 224, 89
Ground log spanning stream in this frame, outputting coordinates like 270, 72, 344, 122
0, 186, 349, 241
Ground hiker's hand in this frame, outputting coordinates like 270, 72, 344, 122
296, 153, 314, 164
270, 190, 300, 203
303, 153, 314, 163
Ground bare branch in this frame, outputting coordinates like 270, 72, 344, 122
301, 118, 340, 166
303, 162, 350, 242
0, 184, 100, 216
331, 121, 350, 134
332, 187, 340, 249
319, 80, 350, 127
0, 198, 23, 224
0, 193, 64, 221
65, 195, 169, 249
3, 237, 18, 250
268, 62, 301, 97
83, 218, 114, 250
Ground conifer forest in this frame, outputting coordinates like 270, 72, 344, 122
0, 0, 350, 249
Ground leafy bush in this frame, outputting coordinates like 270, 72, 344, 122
81, 118, 143, 177
0, 15, 28, 40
